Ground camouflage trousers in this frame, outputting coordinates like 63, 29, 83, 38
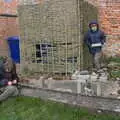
0, 86, 19, 102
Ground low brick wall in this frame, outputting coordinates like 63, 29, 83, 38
20, 84, 120, 113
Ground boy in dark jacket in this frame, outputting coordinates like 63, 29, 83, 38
0, 56, 19, 102
84, 21, 106, 70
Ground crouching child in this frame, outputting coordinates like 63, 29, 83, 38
0, 56, 19, 102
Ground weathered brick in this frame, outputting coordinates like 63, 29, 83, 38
0, 0, 19, 56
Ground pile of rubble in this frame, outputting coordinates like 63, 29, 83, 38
71, 68, 120, 98
71, 68, 108, 82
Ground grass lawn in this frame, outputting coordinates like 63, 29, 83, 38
0, 96, 120, 120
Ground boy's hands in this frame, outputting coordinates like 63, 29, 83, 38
8, 80, 17, 86
8, 81, 12, 86
13, 80, 17, 84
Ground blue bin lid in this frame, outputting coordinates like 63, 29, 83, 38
7, 36, 20, 41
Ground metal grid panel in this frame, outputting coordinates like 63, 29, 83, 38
19, 0, 39, 5
18, 0, 98, 77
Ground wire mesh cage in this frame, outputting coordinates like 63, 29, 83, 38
18, 0, 98, 77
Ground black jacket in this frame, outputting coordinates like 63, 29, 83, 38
84, 21, 106, 55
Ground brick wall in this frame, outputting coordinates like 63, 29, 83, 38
0, 0, 19, 56
0, 17, 8, 56
39, 0, 120, 56
0, 0, 120, 57
20, 0, 120, 57
0, 0, 18, 14
99, 0, 120, 56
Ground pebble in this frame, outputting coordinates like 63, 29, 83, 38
102, 68, 108, 71
79, 70, 89, 75
97, 110, 102, 113
117, 96, 120, 99
48, 77, 53, 80
110, 91, 118, 96
92, 72, 97, 76
116, 78, 120, 81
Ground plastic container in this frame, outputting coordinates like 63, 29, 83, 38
7, 36, 20, 63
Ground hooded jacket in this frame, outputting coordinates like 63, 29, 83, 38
84, 21, 106, 55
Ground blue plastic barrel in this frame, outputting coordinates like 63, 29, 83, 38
7, 36, 20, 63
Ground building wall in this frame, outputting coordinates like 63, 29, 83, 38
0, 0, 120, 57
21, 0, 120, 56
0, 0, 18, 14
0, 17, 8, 56
23, 0, 120, 57
0, 0, 19, 56
99, 0, 120, 56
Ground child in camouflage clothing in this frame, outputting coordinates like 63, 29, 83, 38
0, 56, 19, 102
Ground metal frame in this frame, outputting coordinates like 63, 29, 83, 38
18, 0, 98, 78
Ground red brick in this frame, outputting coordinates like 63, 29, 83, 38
0, 0, 19, 56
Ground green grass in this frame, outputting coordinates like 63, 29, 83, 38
110, 70, 120, 78
0, 96, 120, 120
108, 57, 120, 63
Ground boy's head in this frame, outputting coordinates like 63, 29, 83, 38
89, 21, 99, 32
